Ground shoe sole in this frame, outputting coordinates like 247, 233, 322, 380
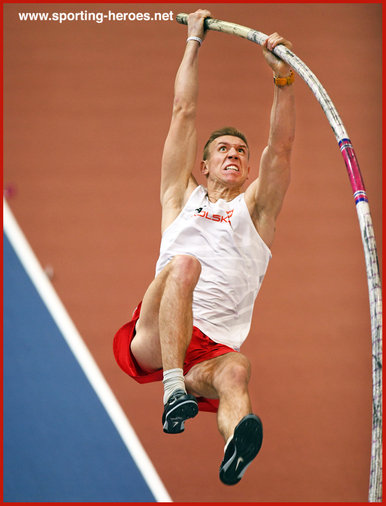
219, 414, 263, 485
163, 398, 199, 434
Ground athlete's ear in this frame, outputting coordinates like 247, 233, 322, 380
200, 160, 209, 175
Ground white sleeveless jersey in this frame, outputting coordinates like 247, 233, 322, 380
155, 185, 272, 351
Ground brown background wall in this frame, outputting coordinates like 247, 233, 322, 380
4, 3, 382, 502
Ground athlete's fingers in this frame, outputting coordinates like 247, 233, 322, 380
264, 32, 293, 52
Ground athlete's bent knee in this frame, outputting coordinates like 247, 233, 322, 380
220, 354, 251, 389
169, 255, 201, 289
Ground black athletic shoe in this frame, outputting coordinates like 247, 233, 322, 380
219, 414, 263, 485
162, 389, 199, 434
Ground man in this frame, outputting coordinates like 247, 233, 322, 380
114, 9, 295, 486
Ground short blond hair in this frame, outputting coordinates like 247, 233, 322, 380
203, 126, 249, 160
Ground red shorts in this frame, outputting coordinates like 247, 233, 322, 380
113, 302, 235, 413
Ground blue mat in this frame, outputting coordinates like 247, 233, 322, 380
3, 232, 156, 502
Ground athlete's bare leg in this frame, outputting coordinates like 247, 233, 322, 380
184, 352, 253, 441
185, 352, 262, 485
131, 254, 201, 372
131, 254, 201, 434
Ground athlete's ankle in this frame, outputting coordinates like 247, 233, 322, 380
224, 434, 233, 452
163, 368, 186, 404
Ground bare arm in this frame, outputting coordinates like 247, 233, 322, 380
160, 10, 211, 232
245, 33, 295, 248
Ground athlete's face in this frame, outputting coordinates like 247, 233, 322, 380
201, 136, 250, 186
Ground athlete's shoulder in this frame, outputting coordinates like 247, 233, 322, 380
182, 183, 206, 206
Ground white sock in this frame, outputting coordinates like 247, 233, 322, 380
162, 368, 186, 404
224, 435, 233, 452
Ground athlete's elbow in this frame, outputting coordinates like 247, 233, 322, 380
172, 96, 197, 120
283, 134, 295, 154
269, 137, 294, 159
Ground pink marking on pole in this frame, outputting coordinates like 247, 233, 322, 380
339, 139, 367, 203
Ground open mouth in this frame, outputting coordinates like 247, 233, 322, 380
224, 165, 239, 172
